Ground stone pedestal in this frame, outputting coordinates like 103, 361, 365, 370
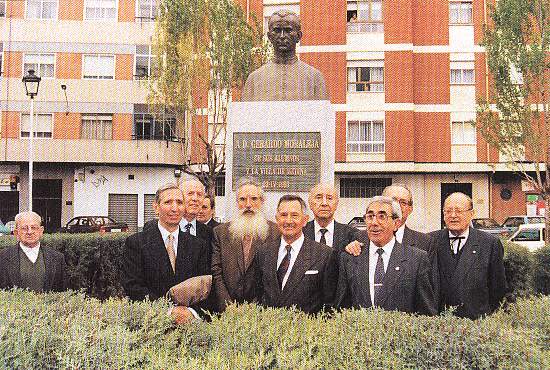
225, 100, 335, 220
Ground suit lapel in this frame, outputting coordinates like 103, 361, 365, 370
303, 221, 315, 240
41, 246, 55, 291
402, 226, 413, 247
266, 238, 283, 301
280, 238, 313, 301
7, 246, 22, 287
436, 231, 455, 284
148, 226, 175, 278
333, 222, 343, 250
353, 233, 372, 307
375, 241, 406, 308
452, 227, 478, 283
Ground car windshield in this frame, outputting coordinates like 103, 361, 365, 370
529, 217, 544, 223
473, 219, 499, 228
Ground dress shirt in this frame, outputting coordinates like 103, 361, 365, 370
314, 219, 334, 247
179, 218, 196, 236
448, 228, 469, 254
277, 234, 305, 289
395, 224, 406, 244
19, 242, 41, 263
157, 222, 180, 256
368, 238, 395, 306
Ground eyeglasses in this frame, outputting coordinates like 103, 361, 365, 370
443, 208, 473, 216
365, 212, 395, 223
393, 198, 412, 207
18, 225, 42, 232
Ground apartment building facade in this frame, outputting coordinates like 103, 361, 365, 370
0, 0, 537, 233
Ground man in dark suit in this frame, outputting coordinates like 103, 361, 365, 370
255, 195, 337, 314
211, 177, 279, 312
0, 211, 66, 293
122, 183, 211, 324
198, 194, 220, 229
429, 192, 507, 319
303, 183, 357, 252
335, 196, 437, 315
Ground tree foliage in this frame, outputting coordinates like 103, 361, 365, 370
149, 0, 267, 194
478, 0, 550, 242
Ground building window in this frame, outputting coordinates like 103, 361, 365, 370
82, 114, 113, 139
450, 68, 474, 84
21, 113, 53, 138
347, 0, 383, 32
347, 120, 385, 153
0, 43, 3, 75
134, 45, 156, 79
340, 177, 392, 198
85, 0, 117, 20
215, 176, 225, 196
26, 0, 57, 19
347, 65, 384, 92
0, 1, 6, 17
449, 1, 472, 24
23, 53, 55, 79
136, 0, 157, 21
83, 54, 114, 79
451, 120, 476, 145
133, 104, 177, 141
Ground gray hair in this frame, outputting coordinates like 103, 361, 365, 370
277, 194, 308, 214
383, 183, 413, 206
235, 177, 264, 201
15, 211, 42, 226
268, 10, 301, 32
365, 196, 402, 220
154, 183, 182, 203
181, 178, 205, 193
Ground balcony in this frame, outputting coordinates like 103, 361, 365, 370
0, 138, 185, 165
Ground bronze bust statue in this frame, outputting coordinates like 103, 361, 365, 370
242, 10, 329, 101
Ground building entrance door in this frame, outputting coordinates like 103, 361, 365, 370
33, 179, 62, 233
440, 183, 472, 229
0, 191, 19, 225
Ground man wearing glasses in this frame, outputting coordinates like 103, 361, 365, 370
429, 192, 507, 319
0, 211, 66, 292
334, 196, 437, 315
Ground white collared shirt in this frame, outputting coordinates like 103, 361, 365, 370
277, 234, 305, 289
395, 224, 406, 244
448, 228, 470, 254
158, 222, 180, 256
314, 219, 334, 247
19, 242, 41, 264
179, 218, 196, 236
368, 238, 395, 306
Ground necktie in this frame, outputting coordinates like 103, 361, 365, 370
277, 245, 292, 289
449, 236, 465, 256
242, 234, 253, 268
373, 248, 385, 306
184, 223, 192, 233
166, 234, 176, 273
319, 228, 328, 245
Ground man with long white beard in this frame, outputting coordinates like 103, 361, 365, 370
211, 177, 279, 312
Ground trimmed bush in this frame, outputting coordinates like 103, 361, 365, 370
533, 245, 550, 295
502, 240, 535, 297
0, 290, 548, 369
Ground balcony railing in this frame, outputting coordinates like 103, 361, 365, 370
347, 22, 384, 33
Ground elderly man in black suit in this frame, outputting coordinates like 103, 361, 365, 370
429, 192, 507, 319
122, 183, 211, 324
0, 211, 66, 293
255, 195, 337, 314
179, 179, 213, 247
303, 183, 357, 252
335, 196, 437, 315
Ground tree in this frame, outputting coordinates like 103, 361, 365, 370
477, 0, 550, 243
148, 0, 267, 195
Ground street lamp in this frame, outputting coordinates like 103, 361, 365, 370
22, 69, 41, 212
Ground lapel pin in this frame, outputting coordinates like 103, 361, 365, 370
395, 266, 400, 271
472, 250, 477, 254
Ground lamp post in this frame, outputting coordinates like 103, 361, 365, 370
22, 69, 41, 212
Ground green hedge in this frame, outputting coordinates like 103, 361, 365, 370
0, 290, 548, 369
0, 235, 549, 300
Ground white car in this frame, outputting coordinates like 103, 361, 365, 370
507, 223, 546, 251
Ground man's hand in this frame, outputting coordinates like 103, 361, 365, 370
171, 306, 196, 325
344, 240, 363, 256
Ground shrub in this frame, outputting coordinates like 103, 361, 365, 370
0, 290, 548, 369
533, 245, 550, 295
502, 240, 535, 297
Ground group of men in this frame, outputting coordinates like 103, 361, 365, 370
0, 177, 507, 322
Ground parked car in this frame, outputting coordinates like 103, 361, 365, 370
58, 216, 128, 234
507, 223, 546, 251
0, 219, 11, 235
348, 216, 367, 231
471, 218, 510, 237
501, 215, 545, 234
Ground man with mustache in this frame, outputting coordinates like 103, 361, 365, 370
211, 177, 279, 312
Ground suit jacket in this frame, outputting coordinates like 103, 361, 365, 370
206, 219, 220, 229
334, 235, 437, 316
303, 220, 357, 253
211, 220, 279, 311
255, 236, 337, 314
428, 227, 507, 319
121, 224, 211, 312
402, 226, 431, 252
0, 244, 66, 292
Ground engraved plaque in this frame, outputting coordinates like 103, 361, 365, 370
232, 132, 321, 192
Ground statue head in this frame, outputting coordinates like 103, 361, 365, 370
267, 10, 302, 61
